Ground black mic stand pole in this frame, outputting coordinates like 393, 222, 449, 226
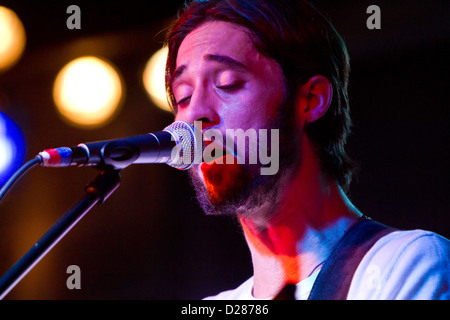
0, 168, 121, 299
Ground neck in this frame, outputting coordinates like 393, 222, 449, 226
238, 137, 362, 299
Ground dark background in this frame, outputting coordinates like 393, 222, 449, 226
0, 0, 448, 299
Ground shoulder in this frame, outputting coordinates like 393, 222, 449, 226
203, 277, 255, 300
348, 229, 450, 300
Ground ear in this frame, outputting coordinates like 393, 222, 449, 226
297, 75, 333, 125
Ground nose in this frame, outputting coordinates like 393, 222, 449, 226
174, 87, 220, 129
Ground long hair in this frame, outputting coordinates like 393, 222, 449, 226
165, 0, 355, 191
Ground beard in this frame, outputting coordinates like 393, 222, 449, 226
188, 96, 300, 219
189, 161, 278, 217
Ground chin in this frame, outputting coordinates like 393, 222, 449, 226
188, 160, 283, 218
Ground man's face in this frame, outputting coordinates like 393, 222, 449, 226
172, 21, 297, 217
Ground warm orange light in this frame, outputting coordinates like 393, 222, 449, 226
53, 56, 123, 128
143, 46, 171, 112
0, 6, 26, 72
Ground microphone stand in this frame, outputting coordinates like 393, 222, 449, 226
0, 168, 121, 299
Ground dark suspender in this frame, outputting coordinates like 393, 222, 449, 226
307, 217, 396, 300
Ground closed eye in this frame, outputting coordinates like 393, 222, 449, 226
217, 81, 244, 92
176, 82, 244, 106
176, 96, 191, 106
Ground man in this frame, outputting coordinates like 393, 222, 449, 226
164, 0, 449, 299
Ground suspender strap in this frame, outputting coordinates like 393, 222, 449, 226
308, 217, 395, 300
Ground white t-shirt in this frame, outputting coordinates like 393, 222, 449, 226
204, 229, 450, 300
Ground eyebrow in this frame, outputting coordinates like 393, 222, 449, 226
172, 54, 248, 82
204, 54, 248, 71
172, 65, 187, 81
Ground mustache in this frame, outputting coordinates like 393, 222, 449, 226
197, 125, 280, 176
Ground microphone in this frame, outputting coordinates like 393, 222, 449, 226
37, 121, 202, 170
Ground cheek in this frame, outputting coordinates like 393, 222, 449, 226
226, 74, 284, 127
259, 79, 285, 118
255, 84, 283, 118
253, 59, 285, 118
224, 85, 282, 127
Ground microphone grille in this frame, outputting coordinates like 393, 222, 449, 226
164, 121, 202, 170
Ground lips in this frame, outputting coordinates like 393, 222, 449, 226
200, 138, 239, 186
197, 136, 257, 205
202, 139, 235, 164
200, 152, 246, 204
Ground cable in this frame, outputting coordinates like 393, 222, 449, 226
0, 156, 42, 204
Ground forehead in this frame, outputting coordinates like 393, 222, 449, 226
176, 21, 265, 71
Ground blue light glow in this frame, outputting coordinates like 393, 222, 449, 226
0, 111, 26, 186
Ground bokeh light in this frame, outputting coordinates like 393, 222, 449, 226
53, 56, 123, 128
143, 46, 171, 112
0, 6, 26, 72
0, 111, 26, 185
